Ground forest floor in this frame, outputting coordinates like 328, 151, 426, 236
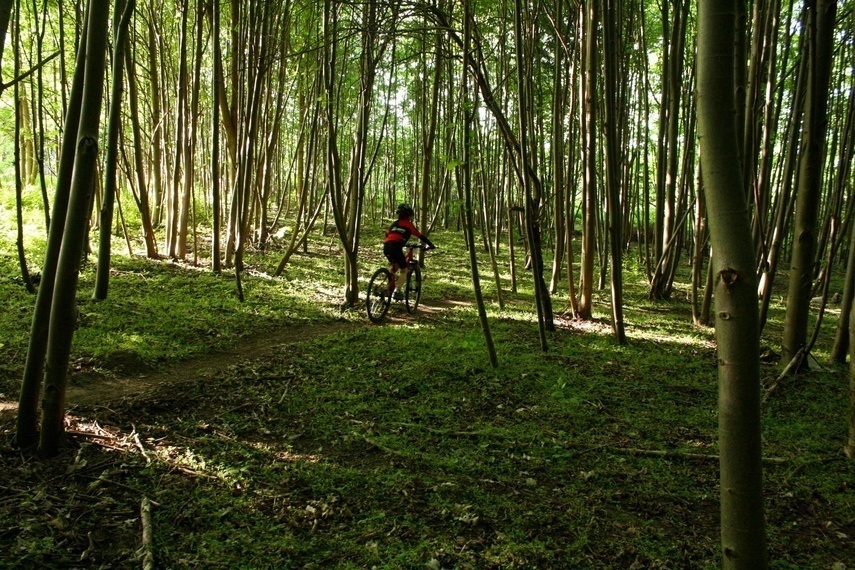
67, 297, 463, 406
1, 233, 854, 568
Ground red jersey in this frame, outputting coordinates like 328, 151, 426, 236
384, 218, 423, 244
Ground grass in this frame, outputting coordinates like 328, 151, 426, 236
0, 218, 853, 568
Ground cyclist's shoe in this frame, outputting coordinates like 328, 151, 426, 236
393, 290, 404, 301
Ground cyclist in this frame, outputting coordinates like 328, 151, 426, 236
384, 204, 435, 299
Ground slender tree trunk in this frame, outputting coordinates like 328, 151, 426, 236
603, 0, 626, 344
462, 0, 497, 368
124, 47, 157, 258
782, 0, 837, 367
94, 0, 133, 300
514, 0, 550, 348
692, 169, 708, 326
698, 1, 767, 566
0, 0, 12, 73
549, 0, 565, 295
848, 304, 855, 459
16, 3, 90, 449
578, 0, 597, 320
758, 23, 807, 332
13, 0, 34, 294
166, 0, 189, 258
146, 12, 164, 225
177, 0, 204, 259
212, 0, 221, 273
40, 0, 110, 456
29, 0, 50, 231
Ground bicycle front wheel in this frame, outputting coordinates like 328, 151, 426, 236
367, 268, 393, 323
405, 264, 422, 314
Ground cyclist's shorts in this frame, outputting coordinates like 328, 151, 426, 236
383, 241, 407, 270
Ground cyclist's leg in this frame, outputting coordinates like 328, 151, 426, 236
383, 242, 403, 290
386, 246, 408, 297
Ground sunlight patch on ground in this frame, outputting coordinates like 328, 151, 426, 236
65, 416, 322, 488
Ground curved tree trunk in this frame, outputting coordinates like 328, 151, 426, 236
16, 5, 90, 449
40, 0, 110, 456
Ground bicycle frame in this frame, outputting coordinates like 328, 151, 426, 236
366, 243, 430, 323
387, 244, 419, 292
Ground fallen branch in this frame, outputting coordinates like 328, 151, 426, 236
762, 346, 806, 404
140, 497, 154, 570
133, 431, 151, 464
392, 421, 490, 438
172, 466, 219, 480
67, 429, 113, 440
612, 447, 787, 465
357, 433, 407, 458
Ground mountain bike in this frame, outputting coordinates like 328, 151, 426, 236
366, 243, 432, 323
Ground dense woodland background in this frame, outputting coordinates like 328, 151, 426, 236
2, 0, 855, 344
0, 0, 854, 567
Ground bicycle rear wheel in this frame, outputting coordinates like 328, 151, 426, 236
367, 268, 393, 323
405, 264, 422, 314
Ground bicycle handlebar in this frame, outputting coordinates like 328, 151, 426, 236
404, 243, 436, 251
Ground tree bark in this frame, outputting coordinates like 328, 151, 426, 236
549, 0, 565, 295
782, 0, 837, 366
0, 0, 11, 74
16, 2, 90, 449
698, 1, 767, 566
578, 0, 597, 320
847, 304, 855, 459
146, 9, 164, 225
603, 0, 626, 344
462, 0, 497, 368
123, 45, 157, 258
40, 0, 110, 456
13, 0, 35, 295
94, 0, 133, 300
212, 0, 222, 273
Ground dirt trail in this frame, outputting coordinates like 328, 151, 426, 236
62, 299, 463, 407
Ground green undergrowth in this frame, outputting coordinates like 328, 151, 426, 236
0, 225, 853, 568
0, 233, 359, 399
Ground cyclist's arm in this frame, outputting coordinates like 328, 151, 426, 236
419, 234, 436, 249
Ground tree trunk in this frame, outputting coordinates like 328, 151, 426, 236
603, 0, 626, 344
166, 0, 189, 258
212, 0, 222, 273
462, 0, 497, 368
94, 0, 133, 300
177, 0, 205, 259
758, 21, 807, 333
0, 0, 12, 74
13, 0, 35, 295
40, 0, 110, 456
847, 304, 855, 459
123, 46, 157, 258
578, 0, 597, 320
146, 11, 164, 225
549, 0, 565, 295
16, 3, 90, 449
782, 0, 837, 367
698, 1, 767, 566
